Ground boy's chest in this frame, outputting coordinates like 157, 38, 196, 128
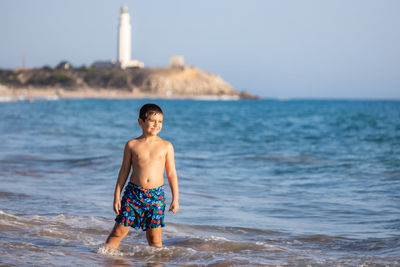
131, 145, 166, 163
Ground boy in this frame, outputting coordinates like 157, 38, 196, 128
105, 103, 179, 249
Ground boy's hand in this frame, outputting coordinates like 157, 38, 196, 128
113, 198, 121, 215
169, 200, 179, 214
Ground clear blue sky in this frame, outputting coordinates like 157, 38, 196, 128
1, 0, 399, 99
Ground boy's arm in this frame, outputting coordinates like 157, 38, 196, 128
113, 141, 132, 215
165, 142, 179, 214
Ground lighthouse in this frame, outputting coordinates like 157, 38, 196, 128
117, 5, 143, 69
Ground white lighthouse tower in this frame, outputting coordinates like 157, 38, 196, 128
117, 5, 143, 69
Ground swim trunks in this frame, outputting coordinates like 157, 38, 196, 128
115, 182, 166, 231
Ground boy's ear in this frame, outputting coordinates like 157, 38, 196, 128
138, 118, 144, 125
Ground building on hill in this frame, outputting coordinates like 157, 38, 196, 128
91, 5, 143, 70
117, 6, 144, 69
91, 60, 119, 69
170, 56, 184, 68
56, 61, 72, 70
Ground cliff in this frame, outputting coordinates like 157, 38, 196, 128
0, 66, 260, 99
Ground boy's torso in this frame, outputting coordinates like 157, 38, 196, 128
128, 137, 169, 189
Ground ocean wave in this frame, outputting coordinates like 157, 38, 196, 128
1, 210, 399, 266
0, 191, 29, 200
1, 154, 111, 169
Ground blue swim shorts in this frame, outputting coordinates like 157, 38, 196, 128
115, 182, 166, 231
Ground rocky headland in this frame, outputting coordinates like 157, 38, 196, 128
0, 65, 260, 100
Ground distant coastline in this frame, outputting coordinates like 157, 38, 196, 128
0, 65, 260, 101
0, 85, 243, 101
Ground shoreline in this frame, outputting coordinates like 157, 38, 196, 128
0, 85, 240, 102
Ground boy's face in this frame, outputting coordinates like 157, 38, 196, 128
139, 113, 163, 136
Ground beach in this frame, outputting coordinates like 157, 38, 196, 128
0, 85, 240, 101
1, 98, 399, 266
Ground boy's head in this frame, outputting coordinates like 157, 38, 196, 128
139, 104, 163, 122
138, 104, 164, 136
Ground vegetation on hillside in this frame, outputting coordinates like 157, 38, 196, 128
0, 63, 259, 99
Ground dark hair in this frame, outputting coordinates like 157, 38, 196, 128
139, 103, 163, 121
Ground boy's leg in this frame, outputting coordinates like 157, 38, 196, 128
106, 222, 130, 249
146, 227, 162, 247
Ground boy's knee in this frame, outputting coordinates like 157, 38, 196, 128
146, 228, 162, 247
112, 224, 130, 238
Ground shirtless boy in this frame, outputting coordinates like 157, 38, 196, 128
105, 103, 179, 249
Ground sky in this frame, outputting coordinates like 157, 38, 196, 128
1, 0, 400, 99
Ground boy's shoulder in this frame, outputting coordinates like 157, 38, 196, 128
158, 137, 174, 148
156, 138, 174, 150
159, 137, 172, 145
126, 137, 173, 148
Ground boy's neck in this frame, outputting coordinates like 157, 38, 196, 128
138, 134, 159, 141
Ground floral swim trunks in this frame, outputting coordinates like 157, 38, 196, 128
115, 182, 166, 231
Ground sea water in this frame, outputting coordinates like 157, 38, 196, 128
0, 99, 399, 266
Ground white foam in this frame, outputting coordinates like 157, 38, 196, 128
122, 244, 197, 261
206, 235, 230, 241
0, 210, 17, 218
48, 251, 66, 257
26, 213, 110, 229
255, 241, 284, 252
0, 211, 115, 249
96, 244, 123, 257
0, 210, 29, 228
